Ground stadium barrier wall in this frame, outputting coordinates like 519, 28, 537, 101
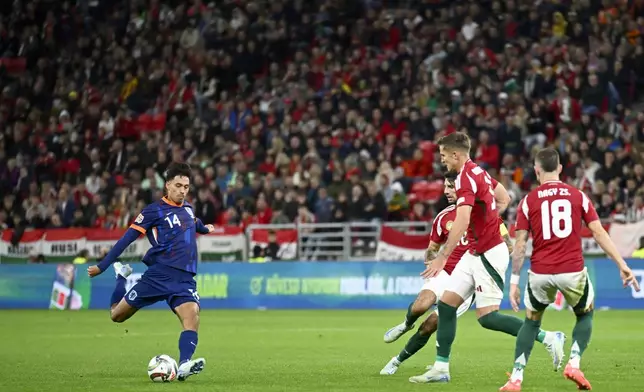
1, 260, 643, 310
5, 218, 641, 264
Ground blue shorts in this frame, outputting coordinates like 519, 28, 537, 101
124, 264, 199, 311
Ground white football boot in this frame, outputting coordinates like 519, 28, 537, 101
408, 366, 450, 383
177, 358, 206, 381
379, 357, 401, 375
543, 331, 566, 371
113, 262, 132, 279
383, 322, 414, 343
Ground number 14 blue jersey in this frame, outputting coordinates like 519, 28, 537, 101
130, 197, 201, 274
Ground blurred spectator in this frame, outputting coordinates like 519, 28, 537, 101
2, 0, 644, 236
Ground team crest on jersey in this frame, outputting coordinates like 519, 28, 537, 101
135, 213, 144, 224
446, 221, 453, 230
184, 207, 195, 219
128, 290, 138, 301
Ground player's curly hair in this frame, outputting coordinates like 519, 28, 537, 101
444, 171, 457, 185
164, 162, 193, 182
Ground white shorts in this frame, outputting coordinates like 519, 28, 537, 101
524, 267, 594, 312
447, 242, 510, 308
421, 270, 474, 317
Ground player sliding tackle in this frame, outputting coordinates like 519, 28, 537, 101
87, 162, 215, 382
409, 133, 565, 384
499, 148, 641, 391
380, 174, 561, 375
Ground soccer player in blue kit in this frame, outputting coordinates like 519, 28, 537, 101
87, 162, 215, 381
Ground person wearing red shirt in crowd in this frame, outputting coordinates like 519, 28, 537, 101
474, 130, 500, 170
500, 148, 640, 391
254, 198, 273, 225
401, 149, 432, 179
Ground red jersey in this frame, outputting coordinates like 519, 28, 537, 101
455, 159, 503, 254
430, 205, 467, 275
515, 180, 599, 274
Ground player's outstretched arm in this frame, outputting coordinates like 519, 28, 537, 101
588, 221, 641, 291
88, 228, 141, 277
494, 182, 511, 214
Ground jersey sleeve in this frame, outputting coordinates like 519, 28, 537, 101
430, 214, 447, 244
515, 196, 530, 231
490, 176, 499, 189
195, 218, 211, 234
580, 190, 600, 224
455, 172, 475, 207
130, 204, 161, 234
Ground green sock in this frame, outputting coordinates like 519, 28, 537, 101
397, 330, 431, 362
435, 301, 457, 362
570, 311, 593, 366
512, 318, 541, 372
405, 302, 422, 327
479, 311, 548, 343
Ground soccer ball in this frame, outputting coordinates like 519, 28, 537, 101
147, 354, 178, 382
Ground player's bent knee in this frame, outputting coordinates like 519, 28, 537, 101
419, 313, 438, 336
110, 309, 128, 323
525, 309, 544, 321
574, 302, 594, 317
440, 290, 465, 307
110, 299, 136, 323
413, 291, 436, 314
475, 305, 499, 319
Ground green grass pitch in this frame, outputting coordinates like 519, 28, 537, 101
0, 309, 641, 391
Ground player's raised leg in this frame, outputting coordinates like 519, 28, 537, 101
109, 262, 137, 323
172, 289, 205, 381
384, 289, 435, 343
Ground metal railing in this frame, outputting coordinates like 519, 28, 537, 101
246, 221, 431, 261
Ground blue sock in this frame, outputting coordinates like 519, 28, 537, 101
179, 330, 198, 364
110, 276, 126, 307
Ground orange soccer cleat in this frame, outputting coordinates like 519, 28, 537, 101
563, 364, 592, 390
499, 373, 522, 391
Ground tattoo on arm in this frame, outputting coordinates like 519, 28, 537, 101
511, 230, 528, 276
503, 234, 513, 254
425, 242, 441, 262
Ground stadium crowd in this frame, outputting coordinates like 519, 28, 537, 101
1, 0, 644, 234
